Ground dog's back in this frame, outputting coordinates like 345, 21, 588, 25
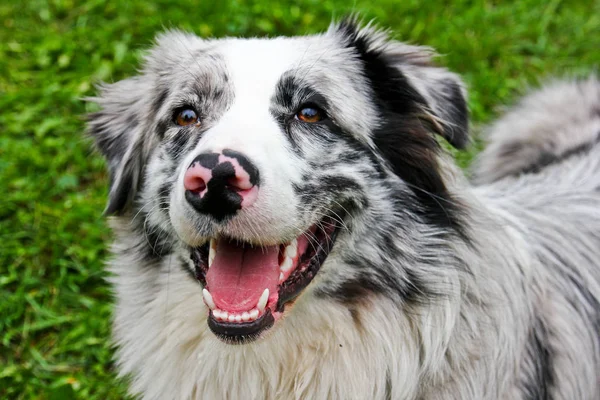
473, 77, 600, 399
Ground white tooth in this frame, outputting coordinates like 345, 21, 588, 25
280, 257, 293, 272
221, 311, 229, 320
210, 238, 217, 250
235, 315, 242, 323
249, 309, 259, 320
212, 309, 220, 319
285, 242, 297, 258
279, 272, 284, 282
242, 312, 250, 322
228, 315, 235, 322
202, 289, 216, 310
209, 247, 215, 267
257, 289, 269, 312
291, 238, 298, 247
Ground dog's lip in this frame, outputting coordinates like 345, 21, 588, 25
190, 214, 342, 343
207, 308, 275, 344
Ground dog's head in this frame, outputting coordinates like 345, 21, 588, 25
88, 18, 468, 343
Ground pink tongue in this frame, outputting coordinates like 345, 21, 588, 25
205, 239, 280, 312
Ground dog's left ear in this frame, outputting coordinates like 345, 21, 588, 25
332, 18, 469, 149
87, 77, 154, 215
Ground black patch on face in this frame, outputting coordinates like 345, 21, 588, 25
336, 18, 467, 236
287, 108, 383, 214
521, 316, 554, 400
271, 73, 332, 150
273, 74, 329, 111
222, 149, 260, 186
192, 152, 220, 169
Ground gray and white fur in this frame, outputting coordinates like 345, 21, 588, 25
87, 18, 600, 399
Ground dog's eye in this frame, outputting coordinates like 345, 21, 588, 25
175, 109, 200, 126
296, 106, 325, 123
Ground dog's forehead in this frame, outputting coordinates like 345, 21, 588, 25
218, 37, 324, 98
208, 36, 378, 139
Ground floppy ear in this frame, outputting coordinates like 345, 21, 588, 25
330, 18, 469, 234
87, 77, 154, 215
333, 18, 469, 149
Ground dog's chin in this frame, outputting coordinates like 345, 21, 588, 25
189, 214, 342, 344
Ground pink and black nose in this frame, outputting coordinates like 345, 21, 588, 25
184, 149, 260, 220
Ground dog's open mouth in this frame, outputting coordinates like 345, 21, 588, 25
190, 215, 340, 343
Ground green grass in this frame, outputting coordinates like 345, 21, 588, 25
1, 0, 598, 398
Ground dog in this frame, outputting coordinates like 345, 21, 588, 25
87, 18, 600, 399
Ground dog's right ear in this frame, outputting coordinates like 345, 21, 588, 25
331, 17, 469, 149
87, 77, 152, 215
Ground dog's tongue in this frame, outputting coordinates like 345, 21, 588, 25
205, 239, 279, 312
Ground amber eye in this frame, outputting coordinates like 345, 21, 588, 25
175, 108, 200, 126
296, 106, 325, 123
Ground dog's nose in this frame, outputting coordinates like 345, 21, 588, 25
184, 150, 260, 220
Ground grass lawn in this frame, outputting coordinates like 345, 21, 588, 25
1, 0, 598, 398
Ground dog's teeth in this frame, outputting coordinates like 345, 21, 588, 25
249, 309, 259, 320
221, 311, 229, 320
228, 315, 236, 323
242, 312, 250, 322
235, 315, 242, 323
202, 289, 216, 310
285, 241, 297, 258
257, 289, 269, 312
280, 257, 293, 272
279, 272, 284, 283
208, 242, 216, 267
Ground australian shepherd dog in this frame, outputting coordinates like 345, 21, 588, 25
87, 18, 600, 399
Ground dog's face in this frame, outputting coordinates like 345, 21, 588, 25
88, 19, 468, 343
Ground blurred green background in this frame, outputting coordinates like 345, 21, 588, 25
0, 0, 598, 398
